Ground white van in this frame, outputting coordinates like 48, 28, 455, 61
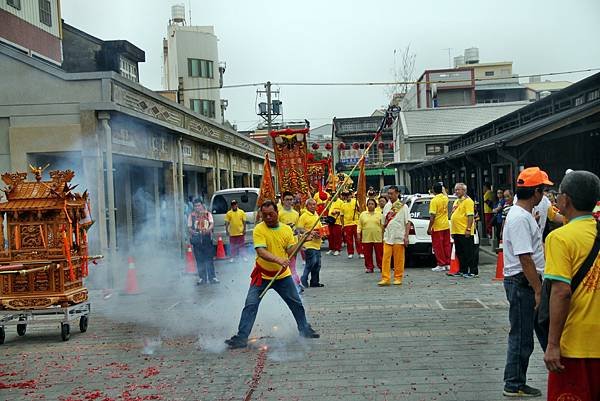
209, 188, 260, 245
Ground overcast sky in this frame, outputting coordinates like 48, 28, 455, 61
61, 0, 600, 131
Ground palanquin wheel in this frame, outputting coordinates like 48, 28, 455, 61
79, 316, 88, 333
61, 323, 70, 341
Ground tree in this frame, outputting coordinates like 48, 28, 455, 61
385, 45, 416, 105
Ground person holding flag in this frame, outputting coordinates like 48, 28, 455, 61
225, 200, 319, 349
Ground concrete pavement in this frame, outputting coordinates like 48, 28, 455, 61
0, 249, 548, 401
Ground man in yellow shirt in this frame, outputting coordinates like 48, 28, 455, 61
297, 199, 324, 288
449, 183, 476, 277
224, 200, 247, 261
543, 170, 600, 401
327, 196, 344, 256
340, 191, 363, 259
278, 191, 301, 290
225, 200, 319, 349
483, 182, 494, 238
428, 182, 451, 272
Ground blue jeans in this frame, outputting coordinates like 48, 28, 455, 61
301, 248, 321, 287
236, 275, 310, 340
503, 273, 545, 391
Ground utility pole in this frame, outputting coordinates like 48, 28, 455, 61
265, 81, 272, 146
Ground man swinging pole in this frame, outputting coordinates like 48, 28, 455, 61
225, 200, 319, 349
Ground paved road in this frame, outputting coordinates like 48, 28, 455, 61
0, 249, 548, 400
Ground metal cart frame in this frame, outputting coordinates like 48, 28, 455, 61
0, 301, 90, 344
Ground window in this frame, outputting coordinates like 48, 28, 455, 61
119, 57, 138, 82
188, 59, 214, 78
38, 0, 52, 26
485, 71, 494, 77
426, 144, 444, 156
7, 0, 21, 10
190, 99, 216, 118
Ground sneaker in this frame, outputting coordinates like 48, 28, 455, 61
326, 250, 332, 255
225, 335, 247, 349
377, 280, 391, 286
300, 327, 320, 339
446, 272, 461, 277
393, 279, 402, 285
348, 254, 353, 259
365, 269, 374, 273
431, 266, 446, 272
473, 274, 479, 278
463, 273, 474, 278
210, 277, 220, 284
359, 254, 365, 259
309, 283, 325, 288
443, 265, 450, 271
333, 251, 340, 256
196, 278, 205, 286
502, 385, 542, 397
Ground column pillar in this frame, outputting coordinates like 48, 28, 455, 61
215, 148, 221, 191
153, 167, 161, 243
123, 164, 133, 246
98, 112, 117, 254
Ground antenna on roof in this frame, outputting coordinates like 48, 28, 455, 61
188, 0, 192, 25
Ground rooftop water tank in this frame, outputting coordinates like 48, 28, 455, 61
171, 4, 186, 23
464, 47, 479, 64
454, 55, 465, 67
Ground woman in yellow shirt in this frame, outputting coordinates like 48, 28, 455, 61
358, 198, 383, 273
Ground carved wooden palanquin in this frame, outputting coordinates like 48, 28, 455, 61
0, 169, 92, 310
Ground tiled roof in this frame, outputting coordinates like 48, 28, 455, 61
0, 199, 63, 211
401, 101, 528, 138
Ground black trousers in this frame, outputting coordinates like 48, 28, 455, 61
453, 234, 477, 275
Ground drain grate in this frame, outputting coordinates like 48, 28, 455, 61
437, 299, 487, 310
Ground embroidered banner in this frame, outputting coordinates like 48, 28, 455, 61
307, 159, 328, 194
257, 153, 275, 208
271, 128, 311, 204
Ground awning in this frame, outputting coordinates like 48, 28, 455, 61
348, 168, 396, 177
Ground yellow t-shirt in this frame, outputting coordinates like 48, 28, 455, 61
429, 194, 450, 232
253, 222, 296, 280
328, 198, 343, 225
483, 190, 493, 214
544, 216, 600, 358
296, 211, 322, 250
224, 209, 246, 236
340, 199, 359, 227
450, 196, 475, 235
358, 211, 382, 243
279, 207, 299, 228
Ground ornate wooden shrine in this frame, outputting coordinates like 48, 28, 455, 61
0, 166, 94, 310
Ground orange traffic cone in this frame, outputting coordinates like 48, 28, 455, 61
493, 241, 504, 281
185, 244, 197, 274
216, 236, 226, 259
124, 256, 140, 295
447, 244, 460, 275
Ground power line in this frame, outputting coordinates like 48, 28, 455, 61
180, 67, 600, 92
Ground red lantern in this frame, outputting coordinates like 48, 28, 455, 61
352, 142, 359, 150
377, 142, 385, 150
388, 142, 394, 149
325, 143, 333, 151
338, 142, 346, 150
312, 142, 320, 150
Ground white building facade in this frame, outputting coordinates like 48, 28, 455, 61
162, 5, 224, 123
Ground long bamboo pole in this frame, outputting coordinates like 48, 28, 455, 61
258, 106, 396, 298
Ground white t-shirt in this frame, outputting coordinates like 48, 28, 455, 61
502, 204, 545, 277
533, 195, 551, 233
